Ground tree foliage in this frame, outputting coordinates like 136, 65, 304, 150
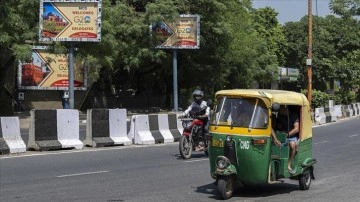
330, 0, 360, 17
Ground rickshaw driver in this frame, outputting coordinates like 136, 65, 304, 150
226, 99, 282, 146
277, 105, 300, 174
227, 100, 252, 126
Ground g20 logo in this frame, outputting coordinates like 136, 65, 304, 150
58, 64, 68, 71
74, 16, 91, 23
177, 27, 192, 33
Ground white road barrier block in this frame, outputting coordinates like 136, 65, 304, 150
57, 109, 83, 150
0, 117, 26, 154
109, 109, 131, 145
157, 114, 174, 143
334, 105, 343, 118
314, 108, 326, 125
130, 115, 155, 145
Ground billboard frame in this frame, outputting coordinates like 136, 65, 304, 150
17, 46, 87, 91
39, 0, 102, 42
152, 14, 200, 49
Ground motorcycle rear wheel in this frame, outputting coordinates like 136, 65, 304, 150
179, 136, 192, 159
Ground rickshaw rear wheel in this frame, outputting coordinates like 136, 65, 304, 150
179, 136, 192, 159
299, 169, 311, 190
217, 176, 233, 200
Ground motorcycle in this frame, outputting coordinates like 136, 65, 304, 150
178, 111, 209, 159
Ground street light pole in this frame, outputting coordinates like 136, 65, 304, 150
307, 0, 313, 107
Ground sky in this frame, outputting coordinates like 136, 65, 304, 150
252, 0, 333, 24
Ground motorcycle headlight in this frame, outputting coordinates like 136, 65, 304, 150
216, 156, 231, 169
182, 121, 192, 128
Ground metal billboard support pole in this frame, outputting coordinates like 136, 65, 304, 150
68, 42, 75, 109
172, 49, 178, 112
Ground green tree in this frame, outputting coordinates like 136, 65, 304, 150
0, 0, 39, 115
330, 0, 360, 17
251, 7, 287, 88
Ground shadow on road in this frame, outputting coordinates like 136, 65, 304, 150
194, 182, 299, 200
173, 152, 209, 160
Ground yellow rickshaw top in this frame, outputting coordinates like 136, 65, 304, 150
215, 89, 309, 106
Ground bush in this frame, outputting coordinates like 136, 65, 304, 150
301, 89, 329, 108
333, 90, 356, 105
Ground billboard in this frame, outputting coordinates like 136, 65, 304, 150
17, 46, 87, 90
151, 14, 200, 49
39, 0, 102, 42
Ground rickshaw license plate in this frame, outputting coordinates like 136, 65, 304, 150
212, 139, 224, 147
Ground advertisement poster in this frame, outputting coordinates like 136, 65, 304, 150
39, 0, 102, 42
18, 47, 86, 90
152, 14, 200, 49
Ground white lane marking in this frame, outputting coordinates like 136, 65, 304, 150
57, 170, 109, 178
314, 141, 328, 145
349, 134, 359, 137
184, 159, 209, 163
315, 170, 358, 184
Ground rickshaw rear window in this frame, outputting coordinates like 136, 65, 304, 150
211, 97, 268, 129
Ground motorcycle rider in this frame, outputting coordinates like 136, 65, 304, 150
183, 89, 210, 151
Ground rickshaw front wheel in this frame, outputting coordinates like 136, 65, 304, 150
217, 176, 233, 200
299, 169, 311, 190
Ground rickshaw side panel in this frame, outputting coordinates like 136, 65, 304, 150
296, 138, 313, 168
270, 132, 290, 178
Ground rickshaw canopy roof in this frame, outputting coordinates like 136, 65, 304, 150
215, 89, 309, 107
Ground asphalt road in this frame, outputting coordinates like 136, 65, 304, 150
1, 116, 360, 202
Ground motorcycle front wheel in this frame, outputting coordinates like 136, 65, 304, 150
179, 136, 192, 159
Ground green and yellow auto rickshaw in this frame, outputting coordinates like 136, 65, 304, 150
209, 89, 317, 200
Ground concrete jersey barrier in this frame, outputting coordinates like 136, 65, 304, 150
128, 113, 182, 145
351, 103, 360, 116
0, 117, 26, 154
342, 105, 353, 117
28, 109, 83, 151
314, 107, 337, 125
85, 108, 131, 147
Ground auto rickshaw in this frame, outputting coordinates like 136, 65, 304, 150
209, 89, 317, 200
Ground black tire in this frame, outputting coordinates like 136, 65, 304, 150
218, 176, 233, 200
299, 169, 311, 190
179, 136, 192, 159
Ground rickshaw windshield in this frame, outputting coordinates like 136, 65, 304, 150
212, 97, 269, 129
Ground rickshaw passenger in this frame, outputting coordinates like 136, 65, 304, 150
277, 105, 300, 174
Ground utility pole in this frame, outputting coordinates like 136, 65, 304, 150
307, 0, 313, 107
